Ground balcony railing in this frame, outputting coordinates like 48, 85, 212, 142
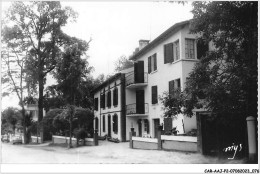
126, 103, 149, 116
125, 71, 148, 88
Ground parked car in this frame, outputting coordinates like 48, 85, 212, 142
1, 134, 9, 143
10, 135, 22, 144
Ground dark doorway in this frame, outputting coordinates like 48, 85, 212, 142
108, 115, 111, 137
136, 90, 145, 114
154, 119, 160, 138
138, 119, 142, 137
134, 61, 144, 83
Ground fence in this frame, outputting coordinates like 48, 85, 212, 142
52, 135, 94, 146
129, 127, 198, 152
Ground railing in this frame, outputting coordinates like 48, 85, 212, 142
125, 71, 148, 87
126, 103, 149, 115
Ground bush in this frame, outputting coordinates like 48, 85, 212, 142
40, 108, 63, 140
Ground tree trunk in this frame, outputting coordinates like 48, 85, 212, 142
69, 116, 72, 148
21, 107, 28, 144
38, 73, 44, 143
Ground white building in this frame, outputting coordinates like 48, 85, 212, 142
93, 20, 210, 141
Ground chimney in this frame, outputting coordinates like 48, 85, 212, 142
139, 40, 149, 50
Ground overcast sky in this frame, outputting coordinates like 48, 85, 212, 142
1, 1, 193, 109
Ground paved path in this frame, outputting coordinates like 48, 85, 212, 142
1, 141, 245, 164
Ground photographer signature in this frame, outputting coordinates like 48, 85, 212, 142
223, 143, 242, 159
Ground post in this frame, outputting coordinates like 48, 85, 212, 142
157, 125, 163, 150
129, 128, 135, 148
246, 116, 257, 162
94, 129, 98, 146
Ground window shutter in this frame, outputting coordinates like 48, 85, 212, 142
113, 87, 118, 106
107, 91, 111, 107
164, 45, 167, 64
169, 80, 175, 96
148, 56, 151, 73
102, 93, 106, 108
103, 115, 106, 132
165, 43, 174, 63
94, 98, 98, 111
152, 86, 158, 104
154, 54, 157, 71
147, 119, 150, 134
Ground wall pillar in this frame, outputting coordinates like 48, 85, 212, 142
157, 125, 163, 150
246, 116, 257, 162
94, 129, 98, 146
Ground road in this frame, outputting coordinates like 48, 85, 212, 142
1, 141, 245, 164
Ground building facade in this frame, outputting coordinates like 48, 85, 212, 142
93, 20, 211, 141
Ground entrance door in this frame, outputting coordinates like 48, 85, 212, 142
108, 115, 111, 137
138, 119, 142, 137
136, 90, 145, 114
154, 119, 160, 138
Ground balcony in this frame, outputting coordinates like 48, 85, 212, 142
126, 103, 149, 117
125, 71, 148, 89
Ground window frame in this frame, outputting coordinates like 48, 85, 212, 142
185, 38, 195, 59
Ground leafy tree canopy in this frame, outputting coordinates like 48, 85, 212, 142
114, 55, 134, 72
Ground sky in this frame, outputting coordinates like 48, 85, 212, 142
1, 1, 193, 109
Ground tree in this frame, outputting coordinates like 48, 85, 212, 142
1, 107, 22, 133
2, 2, 89, 141
1, 46, 30, 143
53, 43, 92, 148
114, 55, 134, 72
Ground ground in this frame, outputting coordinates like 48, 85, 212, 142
1, 140, 245, 164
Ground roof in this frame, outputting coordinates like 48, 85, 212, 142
129, 20, 190, 61
92, 73, 122, 94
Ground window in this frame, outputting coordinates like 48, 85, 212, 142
151, 86, 158, 104
113, 87, 118, 106
144, 119, 150, 134
174, 40, 180, 61
164, 43, 174, 64
107, 90, 111, 108
148, 53, 157, 73
113, 114, 118, 134
185, 39, 195, 59
103, 115, 106, 132
94, 98, 99, 111
169, 78, 181, 96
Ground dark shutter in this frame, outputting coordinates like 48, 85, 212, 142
148, 56, 151, 73
152, 86, 158, 104
169, 80, 175, 96
113, 114, 118, 133
94, 98, 98, 111
102, 93, 106, 108
154, 53, 157, 71
95, 117, 99, 130
113, 87, 118, 106
197, 40, 209, 59
103, 115, 105, 132
164, 43, 173, 64
107, 91, 111, 107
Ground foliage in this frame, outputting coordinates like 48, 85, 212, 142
53, 44, 93, 105
1, 107, 22, 133
40, 108, 63, 139
52, 107, 94, 136
114, 55, 134, 72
